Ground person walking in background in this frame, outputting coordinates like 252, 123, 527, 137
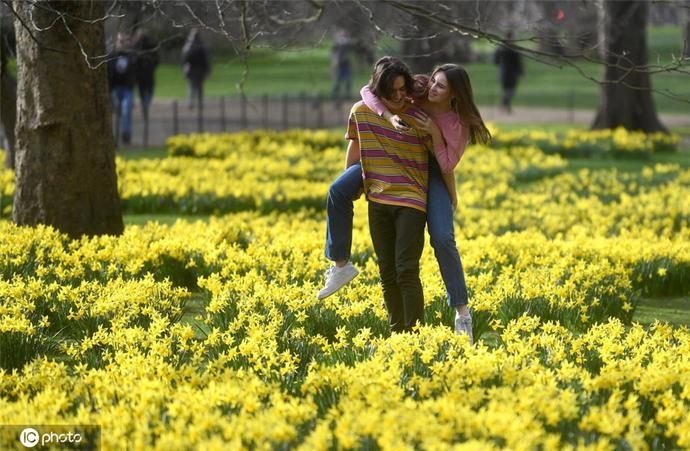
343, 58, 432, 332
182, 28, 211, 110
132, 30, 159, 147
493, 35, 523, 113
108, 32, 137, 146
132, 31, 159, 120
330, 29, 353, 102
1, 27, 17, 169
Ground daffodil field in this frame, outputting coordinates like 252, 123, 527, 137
1, 126, 689, 449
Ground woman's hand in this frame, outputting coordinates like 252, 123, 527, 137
450, 193, 458, 211
413, 111, 440, 136
383, 111, 411, 132
391, 115, 411, 132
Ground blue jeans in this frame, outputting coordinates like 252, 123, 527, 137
324, 158, 469, 308
325, 163, 363, 262
111, 86, 133, 135
427, 157, 469, 308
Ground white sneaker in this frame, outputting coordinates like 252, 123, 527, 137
455, 312, 473, 345
317, 263, 359, 300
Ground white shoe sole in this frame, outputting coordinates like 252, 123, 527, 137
317, 270, 359, 300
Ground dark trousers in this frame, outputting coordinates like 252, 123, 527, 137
368, 202, 426, 332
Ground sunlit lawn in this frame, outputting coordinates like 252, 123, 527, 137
149, 26, 689, 113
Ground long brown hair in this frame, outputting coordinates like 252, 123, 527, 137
431, 64, 491, 145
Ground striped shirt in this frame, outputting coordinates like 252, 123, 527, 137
361, 85, 470, 173
346, 101, 431, 212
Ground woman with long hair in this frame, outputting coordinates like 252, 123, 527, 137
319, 61, 490, 343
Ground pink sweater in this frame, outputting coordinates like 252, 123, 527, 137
361, 85, 470, 173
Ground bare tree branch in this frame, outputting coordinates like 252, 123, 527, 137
1, 0, 64, 53
379, 0, 688, 104
3, 0, 688, 104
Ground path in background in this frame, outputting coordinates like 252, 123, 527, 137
2, 97, 689, 150
124, 97, 690, 148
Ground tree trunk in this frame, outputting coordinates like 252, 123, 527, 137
0, 30, 16, 169
12, 0, 123, 238
591, 0, 667, 132
680, 0, 690, 58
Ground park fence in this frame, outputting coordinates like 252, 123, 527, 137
0, 92, 601, 150
119, 92, 593, 148
127, 94, 354, 148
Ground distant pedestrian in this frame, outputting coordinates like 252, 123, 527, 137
330, 29, 353, 101
1, 28, 17, 169
108, 32, 137, 145
182, 28, 211, 110
357, 41, 375, 68
493, 37, 523, 113
132, 30, 159, 147
132, 30, 159, 120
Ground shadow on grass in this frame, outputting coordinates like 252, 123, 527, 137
123, 214, 211, 226
179, 292, 211, 339
565, 151, 690, 174
634, 297, 690, 327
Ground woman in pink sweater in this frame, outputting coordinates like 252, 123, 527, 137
320, 62, 490, 342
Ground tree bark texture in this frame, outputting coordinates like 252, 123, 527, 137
12, 0, 123, 237
591, 0, 667, 132
680, 0, 690, 58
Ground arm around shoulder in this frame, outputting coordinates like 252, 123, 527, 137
360, 85, 390, 118
433, 118, 467, 174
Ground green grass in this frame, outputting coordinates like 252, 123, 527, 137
152, 56, 688, 113
155, 45, 374, 100
118, 146, 168, 160
646, 25, 687, 64
123, 214, 210, 226
671, 126, 690, 136
180, 293, 211, 339
145, 25, 690, 113
634, 297, 690, 327
494, 123, 690, 135
495, 123, 588, 133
